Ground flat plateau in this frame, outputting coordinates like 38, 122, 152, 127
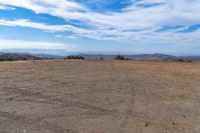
0, 60, 200, 133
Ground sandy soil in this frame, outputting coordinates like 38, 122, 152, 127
0, 60, 200, 133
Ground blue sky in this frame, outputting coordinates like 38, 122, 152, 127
0, 0, 200, 55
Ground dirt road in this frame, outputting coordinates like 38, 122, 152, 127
0, 60, 199, 133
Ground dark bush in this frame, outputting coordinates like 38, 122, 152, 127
175, 59, 191, 62
66, 55, 85, 60
114, 55, 126, 60
0, 58, 17, 61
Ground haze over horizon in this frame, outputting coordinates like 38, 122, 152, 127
0, 0, 200, 56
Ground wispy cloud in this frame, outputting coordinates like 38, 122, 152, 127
1, 18, 200, 45
2, 0, 199, 28
0, 0, 200, 42
0, 19, 75, 32
0, 39, 75, 51
0, 19, 132, 41
0, 4, 15, 10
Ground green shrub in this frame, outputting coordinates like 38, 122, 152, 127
66, 55, 85, 60
0, 58, 16, 61
114, 55, 126, 60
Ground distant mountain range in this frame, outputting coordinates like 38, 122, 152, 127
35, 54, 65, 59
0, 53, 65, 61
0, 53, 42, 61
0, 53, 200, 61
78, 53, 200, 61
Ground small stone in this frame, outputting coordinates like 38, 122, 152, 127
181, 114, 186, 117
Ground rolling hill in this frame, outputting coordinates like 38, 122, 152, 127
0, 53, 42, 61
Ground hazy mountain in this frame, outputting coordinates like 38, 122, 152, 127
0, 53, 42, 61
78, 54, 115, 59
128, 53, 178, 60
0, 53, 200, 61
78, 53, 200, 61
78, 53, 177, 60
180, 56, 200, 61
35, 54, 65, 59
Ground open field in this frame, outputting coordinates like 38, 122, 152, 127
0, 60, 200, 133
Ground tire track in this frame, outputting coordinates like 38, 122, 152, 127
110, 62, 138, 133
0, 111, 79, 133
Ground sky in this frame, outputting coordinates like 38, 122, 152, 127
0, 0, 200, 56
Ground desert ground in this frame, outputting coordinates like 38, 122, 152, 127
0, 60, 199, 133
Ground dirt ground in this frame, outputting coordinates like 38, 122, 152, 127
0, 60, 199, 133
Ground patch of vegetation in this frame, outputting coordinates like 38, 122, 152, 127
0, 58, 17, 61
0, 57, 30, 61
0, 53, 43, 62
114, 55, 128, 60
66, 55, 85, 60
175, 59, 192, 62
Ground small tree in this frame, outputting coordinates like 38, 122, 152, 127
66, 55, 85, 60
114, 55, 126, 60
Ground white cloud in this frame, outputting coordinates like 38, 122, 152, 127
0, 0, 200, 42
0, 4, 15, 10
1, 0, 200, 29
1, 18, 200, 45
0, 19, 73, 32
0, 39, 75, 51
67, 35, 78, 40
0, 19, 129, 41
